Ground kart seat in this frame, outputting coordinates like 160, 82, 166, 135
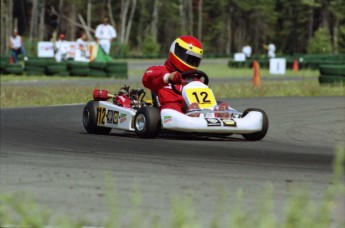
151, 91, 160, 108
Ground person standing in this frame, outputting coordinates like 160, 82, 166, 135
267, 43, 276, 58
95, 17, 117, 54
9, 29, 28, 63
54, 33, 70, 62
75, 32, 90, 62
242, 45, 252, 59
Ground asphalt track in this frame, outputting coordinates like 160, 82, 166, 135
1, 97, 345, 226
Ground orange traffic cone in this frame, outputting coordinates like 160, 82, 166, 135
252, 60, 261, 87
292, 59, 299, 72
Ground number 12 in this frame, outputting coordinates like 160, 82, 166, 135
192, 92, 211, 103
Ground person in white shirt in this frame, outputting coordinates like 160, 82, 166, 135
75, 32, 90, 62
95, 17, 117, 54
267, 43, 276, 58
55, 33, 70, 62
242, 45, 252, 58
9, 29, 28, 63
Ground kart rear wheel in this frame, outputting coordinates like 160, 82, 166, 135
83, 101, 112, 135
241, 108, 268, 141
135, 107, 161, 138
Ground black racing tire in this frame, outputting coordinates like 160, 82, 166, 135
241, 108, 268, 141
134, 107, 161, 138
70, 68, 90, 76
4, 63, 22, 68
319, 75, 345, 84
4, 66, 24, 75
56, 71, 70, 77
25, 66, 45, 71
25, 71, 45, 76
83, 101, 111, 135
89, 61, 107, 70
0, 60, 7, 69
106, 66, 128, 73
46, 65, 67, 74
25, 59, 54, 68
106, 63, 128, 78
106, 62, 128, 68
319, 65, 345, 77
67, 62, 89, 70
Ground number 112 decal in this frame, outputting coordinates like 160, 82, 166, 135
97, 107, 106, 125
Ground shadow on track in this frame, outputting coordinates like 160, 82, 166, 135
86, 129, 248, 142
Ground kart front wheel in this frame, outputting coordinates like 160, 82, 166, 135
83, 101, 111, 135
134, 107, 161, 138
241, 108, 268, 141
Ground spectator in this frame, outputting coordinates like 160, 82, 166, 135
95, 16, 117, 54
242, 45, 252, 58
267, 43, 276, 58
55, 33, 70, 62
75, 32, 90, 62
9, 29, 28, 63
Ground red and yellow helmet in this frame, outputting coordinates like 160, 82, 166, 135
168, 35, 203, 72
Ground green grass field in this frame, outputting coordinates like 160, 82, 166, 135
1, 60, 344, 108
1, 80, 344, 108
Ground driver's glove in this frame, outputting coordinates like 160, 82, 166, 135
167, 71, 182, 84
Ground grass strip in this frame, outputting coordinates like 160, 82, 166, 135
1, 80, 344, 108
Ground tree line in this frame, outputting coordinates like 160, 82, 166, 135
1, 0, 344, 57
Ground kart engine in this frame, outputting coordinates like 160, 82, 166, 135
113, 85, 148, 110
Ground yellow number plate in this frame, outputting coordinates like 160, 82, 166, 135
97, 107, 106, 126
185, 88, 216, 108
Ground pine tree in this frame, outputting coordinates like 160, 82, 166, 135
307, 27, 332, 54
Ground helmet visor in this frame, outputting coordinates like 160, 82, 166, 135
175, 43, 201, 67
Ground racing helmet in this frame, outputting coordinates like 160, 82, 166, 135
168, 35, 203, 72
59, 34, 65, 40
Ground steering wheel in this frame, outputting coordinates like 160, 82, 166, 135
170, 70, 209, 95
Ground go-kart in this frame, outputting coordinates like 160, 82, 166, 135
83, 70, 268, 140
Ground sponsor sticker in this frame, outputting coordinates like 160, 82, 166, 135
164, 116, 172, 123
206, 118, 221, 127
222, 119, 237, 127
113, 111, 119, 124
107, 110, 113, 123
119, 113, 126, 123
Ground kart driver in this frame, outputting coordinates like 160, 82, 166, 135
142, 35, 205, 113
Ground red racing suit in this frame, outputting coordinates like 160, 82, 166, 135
142, 60, 185, 113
